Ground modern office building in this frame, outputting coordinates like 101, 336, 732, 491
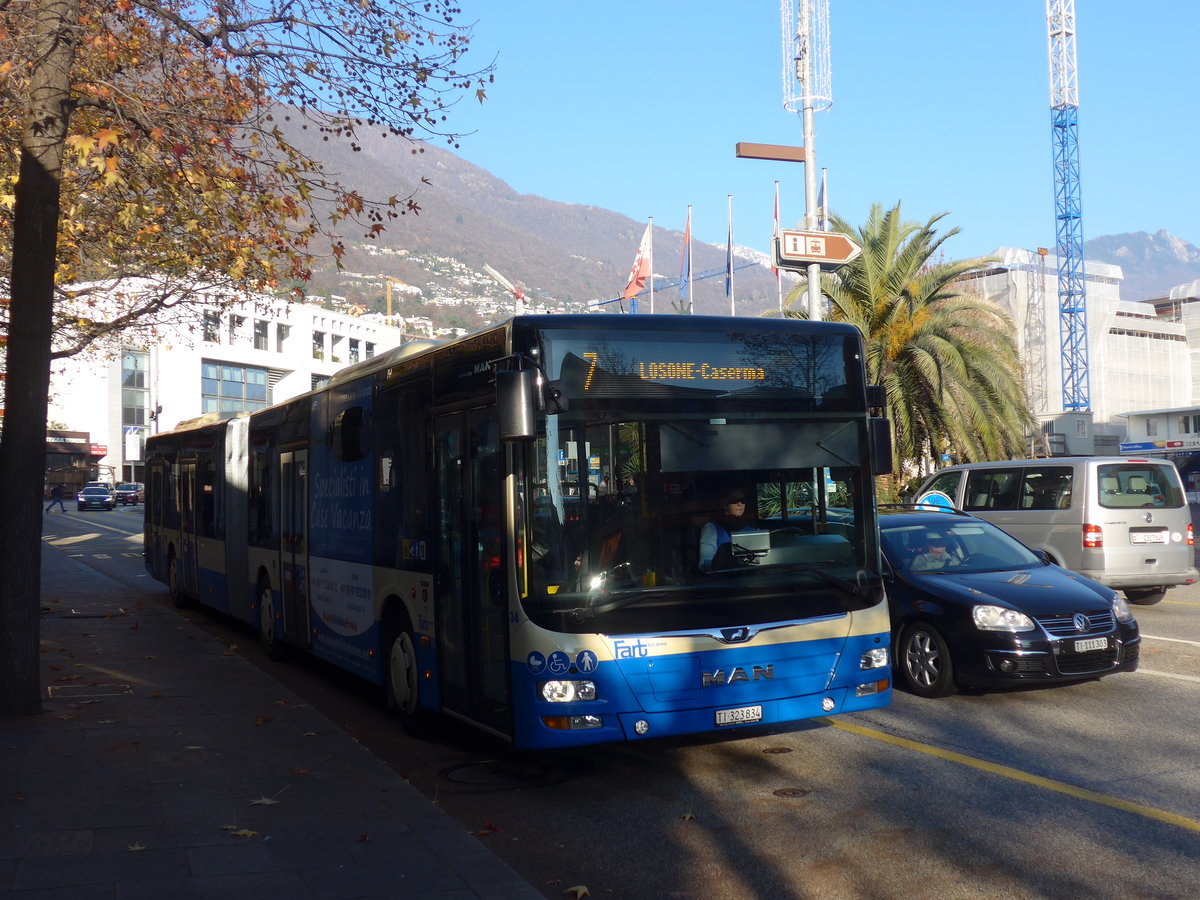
961, 248, 1192, 456
46, 284, 411, 484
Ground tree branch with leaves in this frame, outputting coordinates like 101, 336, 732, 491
0, 0, 491, 716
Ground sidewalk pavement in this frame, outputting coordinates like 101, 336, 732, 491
1, 541, 545, 900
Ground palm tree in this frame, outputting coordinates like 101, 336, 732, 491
783, 202, 1035, 479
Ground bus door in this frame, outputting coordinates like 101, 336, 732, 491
280, 449, 312, 647
145, 459, 168, 577
434, 410, 510, 737
179, 461, 199, 595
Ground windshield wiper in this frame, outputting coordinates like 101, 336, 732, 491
571, 590, 672, 622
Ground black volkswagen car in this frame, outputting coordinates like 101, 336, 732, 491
880, 507, 1139, 698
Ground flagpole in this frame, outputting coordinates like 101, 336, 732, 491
648, 216, 654, 314
727, 194, 735, 316
689, 206, 694, 315
819, 168, 829, 232
773, 181, 783, 314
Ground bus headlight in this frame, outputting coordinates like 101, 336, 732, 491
540, 680, 597, 703
860, 647, 888, 670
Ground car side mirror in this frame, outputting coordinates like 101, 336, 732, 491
1033, 549, 1051, 565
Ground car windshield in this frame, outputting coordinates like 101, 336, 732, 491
882, 519, 1042, 575
81, 487, 109, 495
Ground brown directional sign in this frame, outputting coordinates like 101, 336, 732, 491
774, 229, 863, 271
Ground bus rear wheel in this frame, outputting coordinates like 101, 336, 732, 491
167, 553, 190, 609
384, 613, 433, 736
257, 578, 286, 660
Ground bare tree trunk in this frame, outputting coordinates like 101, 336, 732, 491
0, 0, 79, 717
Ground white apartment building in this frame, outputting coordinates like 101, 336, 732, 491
47, 285, 410, 483
961, 248, 1192, 455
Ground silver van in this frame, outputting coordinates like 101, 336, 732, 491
914, 457, 1198, 604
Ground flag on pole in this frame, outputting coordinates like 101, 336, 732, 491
623, 223, 652, 301
679, 207, 692, 309
818, 168, 829, 232
726, 194, 734, 313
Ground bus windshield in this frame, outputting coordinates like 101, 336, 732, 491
519, 410, 880, 635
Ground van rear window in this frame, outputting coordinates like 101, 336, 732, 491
1097, 463, 1184, 509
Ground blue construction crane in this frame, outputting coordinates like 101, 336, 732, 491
1047, 0, 1090, 411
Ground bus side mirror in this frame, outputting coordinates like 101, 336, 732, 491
497, 369, 537, 441
870, 418, 893, 476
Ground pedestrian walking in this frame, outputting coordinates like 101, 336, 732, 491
45, 484, 67, 514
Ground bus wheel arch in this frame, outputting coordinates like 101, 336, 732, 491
382, 601, 434, 735
166, 547, 190, 608
256, 570, 286, 659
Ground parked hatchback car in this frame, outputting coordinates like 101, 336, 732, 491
880, 507, 1139, 698
77, 485, 116, 511
114, 482, 142, 505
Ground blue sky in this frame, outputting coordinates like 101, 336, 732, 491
446, 0, 1198, 263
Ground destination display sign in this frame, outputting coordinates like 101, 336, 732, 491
541, 329, 863, 408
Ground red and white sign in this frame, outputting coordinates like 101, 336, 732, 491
774, 230, 862, 270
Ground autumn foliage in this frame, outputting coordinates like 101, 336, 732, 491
0, 0, 490, 356
0, 0, 489, 717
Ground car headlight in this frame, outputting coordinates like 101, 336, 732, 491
973, 604, 1035, 632
539, 680, 597, 703
1111, 594, 1135, 623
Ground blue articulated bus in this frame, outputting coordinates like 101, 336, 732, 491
144, 314, 893, 748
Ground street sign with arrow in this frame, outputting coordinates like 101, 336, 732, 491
774, 229, 863, 271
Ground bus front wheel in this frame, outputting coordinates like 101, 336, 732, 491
384, 613, 433, 736
257, 578, 287, 660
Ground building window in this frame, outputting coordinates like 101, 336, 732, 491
1146, 418, 1158, 436
254, 319, 269, 351
365, 342, 375, 359
349, 338, 360, 363
203, 311, 221, 343
1075, 418, 1088, 438
276, 323, 290, 353
1180, 417, 1191, 435
312, 330, 325, 360
121, 350, 149, 464
229, 315, 245, 345
202, 361, 270, 416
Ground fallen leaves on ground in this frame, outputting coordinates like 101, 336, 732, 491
222, 826, 258, 838
250, 796, 280, 806
472, 820, 501, 836
127, 842, 146, 851
253, 715, 272, 726
564, 886, 590, 899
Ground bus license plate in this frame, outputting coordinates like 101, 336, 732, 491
716, 705, 762, 727
1074, 637, 1108, 653
1131, 532, 1165, 544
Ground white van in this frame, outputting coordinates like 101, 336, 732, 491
914, 457, 1198, 605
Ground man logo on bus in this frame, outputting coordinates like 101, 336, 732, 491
720, 626, 752, 643
702, 665, 774, 687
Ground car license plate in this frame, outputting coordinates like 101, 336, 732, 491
1074, 637, 1108, 653
715, 705, 762, 727
1131, 532, 1166, 544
